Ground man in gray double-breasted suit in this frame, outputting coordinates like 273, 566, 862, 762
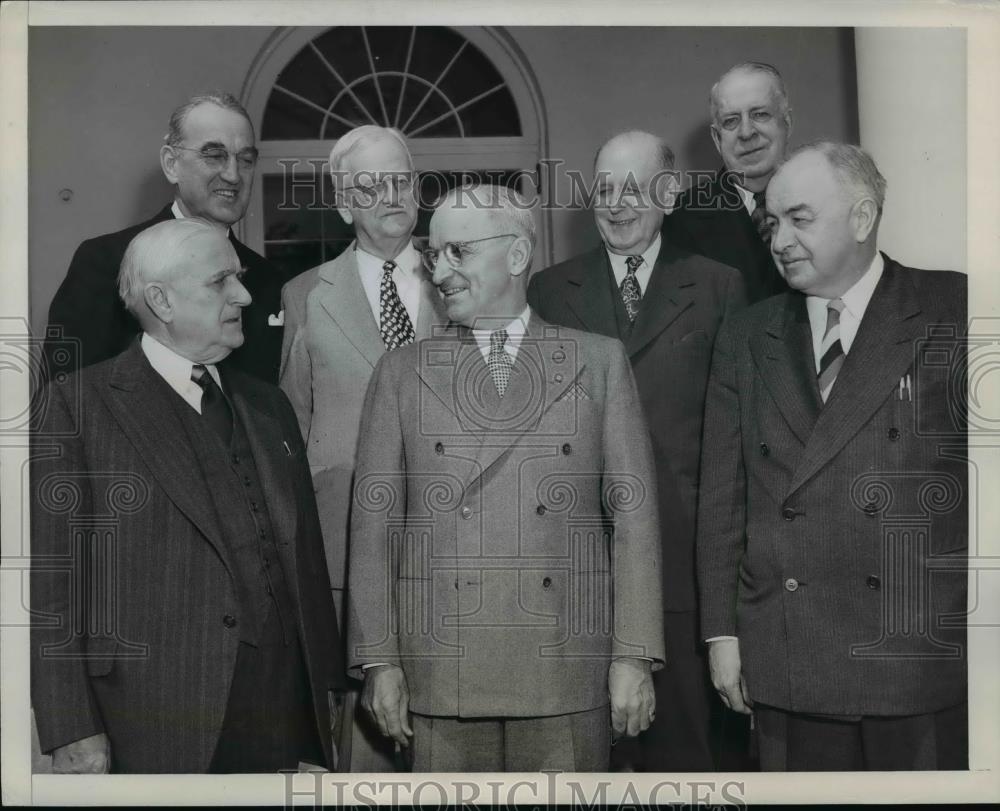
279, 125, 446, 770
348, 184, 665, 772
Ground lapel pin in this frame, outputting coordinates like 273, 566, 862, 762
283, 440, 292, 456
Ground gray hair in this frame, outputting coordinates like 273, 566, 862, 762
594, 130, 675, 172
710, 62, 790, 123
118, 218, 220, 315
439, 182, 537, 252
793, 140, 887, 211
328, 125, 414, 196
164, 91, 253, 148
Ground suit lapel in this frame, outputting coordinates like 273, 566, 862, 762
750, 294, 822, 446
102, 343, 231, 571
788, 259, 925, 495
625, 242, 695, 357
563, 248, 620, 338
316, 245, 384, 368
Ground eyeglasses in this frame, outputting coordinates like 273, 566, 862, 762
172, 145, 259, 172
340, 172, 415, 203
421, 234, 520, 273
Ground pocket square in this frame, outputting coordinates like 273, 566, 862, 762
268, 311, 284, 327
557, 382, 591, 401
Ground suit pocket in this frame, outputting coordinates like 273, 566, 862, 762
678, 329, 709, 344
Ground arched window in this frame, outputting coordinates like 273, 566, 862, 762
240, 26, 549, 279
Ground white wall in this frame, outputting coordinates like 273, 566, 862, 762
28, 26, 858, 334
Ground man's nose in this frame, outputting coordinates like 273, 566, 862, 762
220, 154, 241, 183
770, 218, 792, 254
430, 259, 452, 287
231, 278, 252, 306
737, 114, 755, 140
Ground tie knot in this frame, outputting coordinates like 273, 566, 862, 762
382, 260, 397, 278
190, 364, 212, 390
828, 298, 845, 314
753, 190, 767, 210
490, 329, 509, 352
625, 255, 643, 274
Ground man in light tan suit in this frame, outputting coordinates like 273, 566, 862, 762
279, 125, 446, 771
348, 184, 665, 771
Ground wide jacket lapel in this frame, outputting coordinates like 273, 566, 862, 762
788, 259, 925, 495
102, 343, 231, 573
625, 243, 695, 357
563, 248, 620, 338
749, 294, 822, 447
316, 246, 384, 369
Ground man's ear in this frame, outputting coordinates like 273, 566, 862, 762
659, 170, 682, 216
143, 282, 173, 324
160, 145, 180, 185
710, 123, 723, 157
507, 236, 532, 277
337, 205, 354, 227
851, 197, 879, 243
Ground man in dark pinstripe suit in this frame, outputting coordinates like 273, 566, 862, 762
31, 219, 344, 773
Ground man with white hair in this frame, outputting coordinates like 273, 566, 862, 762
31, 219, 342, 773
279, 124, 446, 770
666, 62, 792, 303
43, 91, 289, 384
348, 183, 664, 771
697, 142, 967, 770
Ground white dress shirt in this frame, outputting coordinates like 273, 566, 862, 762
805, 252, 885, 371
735, 183, 758, 218
140, 333, 220, 414
470, 305, 531, 364
355, 243, 423, 330
606, 233, 661, 296
170, 200, 233, 238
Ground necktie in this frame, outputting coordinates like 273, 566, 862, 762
751, 190, 772, 242
487, 329, 513, 397
817, 298, 846, 402
620, 255, 643, 323
191, 364, 234, 442
379, 260, 415, 351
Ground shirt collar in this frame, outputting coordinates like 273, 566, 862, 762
605, 233, 661, 275
470, 304, 532, 359
806, 252, 885, 324
735, 183, 757, 216
355, 242, 421, 276
171, 200, 233, 238
141, 332, 222, 389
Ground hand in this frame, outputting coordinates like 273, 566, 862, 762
608, 657, 655, 738
51, 732, 111, 774
708, 638, 752, 714
360, 664, 413, 747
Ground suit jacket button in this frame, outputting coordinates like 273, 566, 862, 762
542, 576, 552, 588
460, 506, 473, 519
561, 443, 572, 455
536, 504, 547, 515
784, 578, 799, 592
782, 507, 796, 521
866, 575, 881, 590
231, 454, 240, 464
759, 443, 770, 457
554, 373, 564, 383
887, 427, 900, 441
222, 614, 237, 628
435, 442, 444, 454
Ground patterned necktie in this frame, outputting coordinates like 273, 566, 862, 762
379, 260, 415, 351
487, 329, 513, 397
817, 298, 846, 402
191, 364, 233, 442
620, 255, 643, 323
751, 190, 772, 241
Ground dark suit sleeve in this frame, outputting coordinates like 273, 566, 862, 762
602, 341, 666, 666
45, 238, 131, 374
696, 316, 747, 640
346, 354, 405, 677
722, 262, 749, 318
30, 380, 106, 753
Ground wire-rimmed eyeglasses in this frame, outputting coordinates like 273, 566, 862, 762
171, 145, 259, 172
420, 234, 520, 273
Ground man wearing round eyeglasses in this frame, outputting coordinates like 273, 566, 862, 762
279, 124, 446, 772
43, 92, 288, 385
348, 183, 665, 771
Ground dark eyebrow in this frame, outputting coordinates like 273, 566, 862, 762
785, 204, 814, 217
208, 267, 242, 284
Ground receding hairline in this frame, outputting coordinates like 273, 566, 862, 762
710, 62, 789, 122
594, 130, 676, 173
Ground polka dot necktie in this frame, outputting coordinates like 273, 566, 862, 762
488, 329, 513, 397
620, 255, 643, 323
191, 364, 233, 443
818, 298, 846, 402
379, 260, 415, 351
751, 190, 772, 242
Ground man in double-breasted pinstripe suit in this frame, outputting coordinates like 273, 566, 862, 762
31, 219, 343, 773
347, 184, 666, 772
697, 142, 967, 770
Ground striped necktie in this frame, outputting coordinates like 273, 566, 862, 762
379, 260, 415, 351
488, 329, 513, 397
191, 364, 233, 443
620, 255, 643, 322
817, 298, 846, 402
